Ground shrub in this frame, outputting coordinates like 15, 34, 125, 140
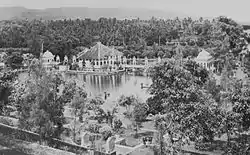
113, 119, 122, 132
85, 123, 101, 134
0, 116, 15, 126
99, 126, 113, 141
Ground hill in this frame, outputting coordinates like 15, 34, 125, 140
0, 7, 189, 21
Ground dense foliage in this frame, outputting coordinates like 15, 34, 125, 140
0, 16, 247, 62
0, 70, 17, 115
5, 53, 24, 70
147, 59, 209, 115
147, 59, 223, 145
12, 59, 73, 142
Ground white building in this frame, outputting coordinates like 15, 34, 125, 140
80, 42, 123, 70
194, 49, 215, 71
0, 62, 5, 69
42, 50, 56, 69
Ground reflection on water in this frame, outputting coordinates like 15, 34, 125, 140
65, 73, 152, 104
18, 72, 152, 107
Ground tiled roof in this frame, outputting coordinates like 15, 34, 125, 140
81, 42, 123, 59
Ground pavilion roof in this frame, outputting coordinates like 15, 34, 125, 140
81, 42, 123, 59
195, 49, 212, 61
43, 50, 54, 58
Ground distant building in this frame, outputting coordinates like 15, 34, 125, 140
0, 48, 30, 54
0, 62, 5, 70
42, 50, 57, 69
194, 49, 215, 71
80, 42, 123, 70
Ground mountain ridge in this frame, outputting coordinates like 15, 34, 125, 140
0, 6, 190, 21
0, 6, 249, 25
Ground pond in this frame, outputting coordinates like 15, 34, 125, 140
64, 72, 152, 102
18, 72, 152, 112
18, 72, 152, 126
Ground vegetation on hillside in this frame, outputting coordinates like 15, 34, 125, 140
0, 17, 247, 63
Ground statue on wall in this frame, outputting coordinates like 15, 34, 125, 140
145, 57, 148, 66
133, 56, 136, 65
64, 55, 68, 65
56, 55, 60, 63
72, 55, 76, 63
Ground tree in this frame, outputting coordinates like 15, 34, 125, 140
147, 59, 209, 115
104, 106, 118, 128
147, 59, 222, 146
68, 81, 87, 141
204, 74, 221, 103
118, 95, 138, 114
88, 96, 104, 110
230, 85, 250, 131
118, 95, 147, 135
113, 119, 123, 133
13, 60, 73, 143
214, 79, 246, 154
99, 125, 113, 141
84, 122, 101, 134
6, 53, 24, 70
0, 70, 17, 115
132, 102, 149, 136
152, 114, 175, 155
183, 60, 209, 85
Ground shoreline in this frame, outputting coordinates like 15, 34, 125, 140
64, 69, 126, 76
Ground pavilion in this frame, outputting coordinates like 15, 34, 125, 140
194, 49, 215, 71
80, 42, 123, 70
42, 50, 59, 69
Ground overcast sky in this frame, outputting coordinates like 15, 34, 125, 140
0, 0, 249, 22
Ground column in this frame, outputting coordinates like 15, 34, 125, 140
145, 57, 148, 66
94, 60, 97, 68
108, 56, 111, 66
112, 75, 115, 88
112, 56, 115, 68
98, 75, 102, 92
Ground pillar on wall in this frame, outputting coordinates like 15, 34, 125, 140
73, 55, 76, 63
98, 59, 101, 68
94, 60, 97, 68
112, 56, 115, 67
79, 60, 83, 69
133, 56, 136, 65
64, 55, 68, 64
56, 55, 60, 63
108, 56, 111, 66
123, 56, 127, 65
145, 57, 148, 66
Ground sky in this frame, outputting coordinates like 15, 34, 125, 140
0, 0, 249, 22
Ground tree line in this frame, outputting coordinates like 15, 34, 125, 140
0, 16, 248, 62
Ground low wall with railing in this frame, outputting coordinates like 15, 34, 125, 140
0, 123, 116, 155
